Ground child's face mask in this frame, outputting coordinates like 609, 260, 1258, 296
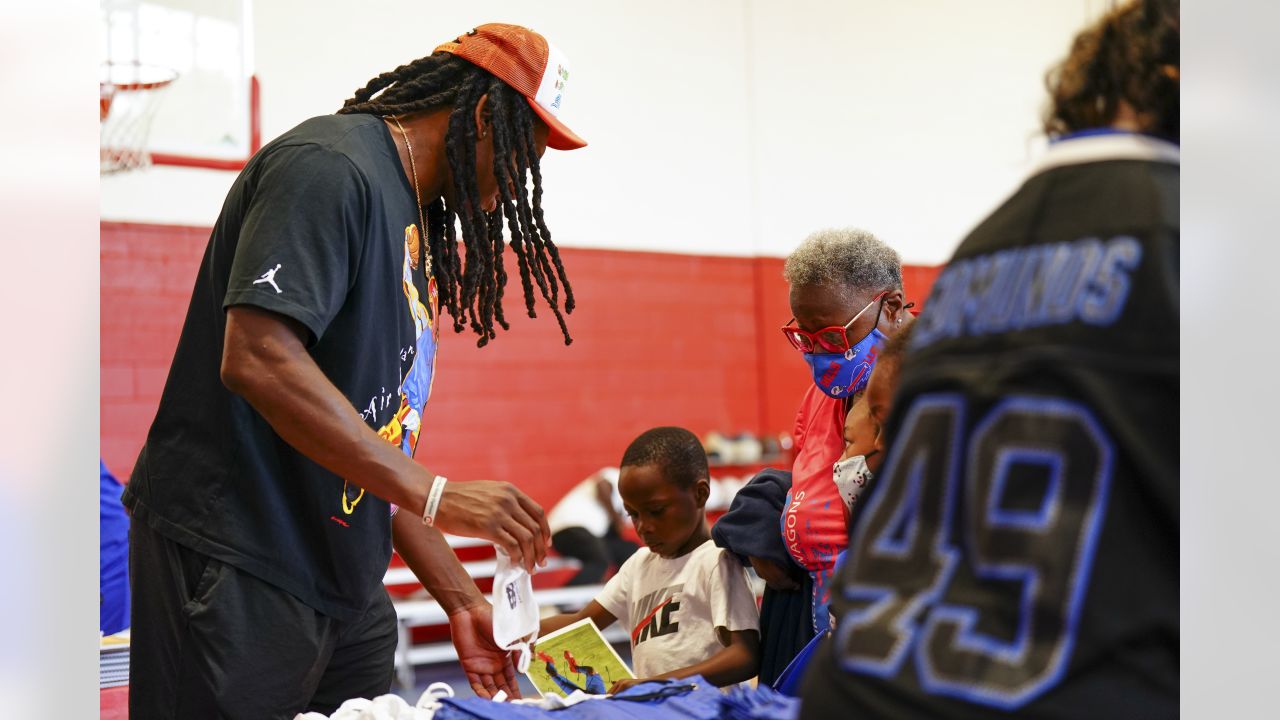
491, 548, 539, 674
832, 454, 875, 513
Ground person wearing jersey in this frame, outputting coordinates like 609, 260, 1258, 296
800, 1, 1178, 716
766, 229, 914, 652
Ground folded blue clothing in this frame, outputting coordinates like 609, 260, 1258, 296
720, 684, 801, 720
433, 696, 548, 720
433, 677, 722, 720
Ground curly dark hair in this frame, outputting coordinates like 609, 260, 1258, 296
1043, 0, 1179, 141
338, 52, 574, 346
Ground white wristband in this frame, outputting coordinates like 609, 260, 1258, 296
422, 475, 448, 527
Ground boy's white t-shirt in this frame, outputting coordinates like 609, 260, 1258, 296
595, 539, 759, 679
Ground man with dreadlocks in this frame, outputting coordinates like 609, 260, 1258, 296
800, 1, 1178, 717
122, 24, 586, 718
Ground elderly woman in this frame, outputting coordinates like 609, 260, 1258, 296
778, 228, 912, 631
714, 228, 913, 684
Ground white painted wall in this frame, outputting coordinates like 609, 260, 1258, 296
744, 0, 1097, 262
101, 0, 1101, 264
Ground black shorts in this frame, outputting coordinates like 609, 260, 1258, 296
128, 519, 398, 719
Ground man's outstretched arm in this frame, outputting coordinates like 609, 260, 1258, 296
392, 511, 519, 699
220, 304, 550, 569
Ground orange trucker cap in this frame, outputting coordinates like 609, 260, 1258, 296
435, 23, 587, 151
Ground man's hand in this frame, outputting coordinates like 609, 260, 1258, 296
447, 601, 521, 699
433, 480, 550, 571
393, 516, 521, 699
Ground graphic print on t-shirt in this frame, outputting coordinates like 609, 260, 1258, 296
631, 583, 682, 646
341, 224, 440, 515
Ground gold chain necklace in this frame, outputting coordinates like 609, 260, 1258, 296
390, 114, 433, 274
337, 116, 437, 517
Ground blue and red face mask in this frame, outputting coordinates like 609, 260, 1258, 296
803, 327, 886, 398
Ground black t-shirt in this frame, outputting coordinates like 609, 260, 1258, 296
801, 132, 1179, 718
123, 113, 441, 621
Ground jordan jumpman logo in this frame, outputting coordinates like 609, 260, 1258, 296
253, 264, 283, 294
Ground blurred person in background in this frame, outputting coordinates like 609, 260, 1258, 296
801, 1, 1179, 716
547, 467, 638, 586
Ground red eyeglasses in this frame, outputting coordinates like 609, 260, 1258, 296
781, 291, 887, 353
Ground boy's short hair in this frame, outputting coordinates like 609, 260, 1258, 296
620, 427, 709, 490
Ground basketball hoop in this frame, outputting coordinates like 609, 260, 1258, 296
100, 62, 178, 174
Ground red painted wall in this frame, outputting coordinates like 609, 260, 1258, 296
101, 221, 939, 509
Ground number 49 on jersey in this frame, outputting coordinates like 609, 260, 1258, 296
836, 392, 1113, 710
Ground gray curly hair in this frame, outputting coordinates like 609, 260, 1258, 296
782, 228, 902, 293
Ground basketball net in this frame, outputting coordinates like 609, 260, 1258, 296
100, 62, 178, 174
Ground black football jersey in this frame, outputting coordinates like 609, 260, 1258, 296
800, 132, 1179, 719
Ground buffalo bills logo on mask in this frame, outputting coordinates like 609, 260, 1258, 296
804, 329, 886, 399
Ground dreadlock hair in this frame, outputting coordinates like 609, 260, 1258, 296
1043, 0, 1179, 142
338, 52, 575, 346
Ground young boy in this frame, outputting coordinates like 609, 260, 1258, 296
539, 427, 760, 692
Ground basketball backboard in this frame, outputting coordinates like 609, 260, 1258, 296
100, 0, 259, 170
